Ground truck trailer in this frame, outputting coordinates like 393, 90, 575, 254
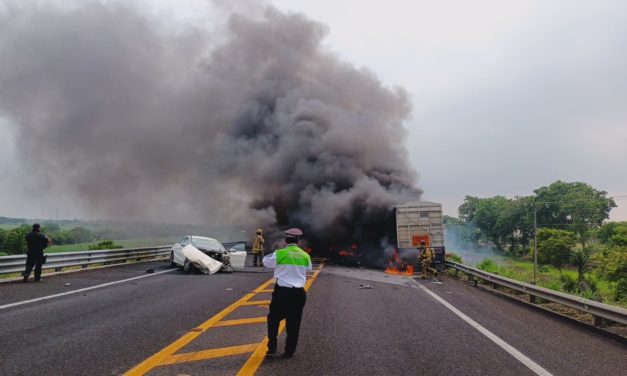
395, 201, 446, 265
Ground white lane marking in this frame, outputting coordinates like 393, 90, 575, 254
416, 282, 553, 376
0, 268, 176, 310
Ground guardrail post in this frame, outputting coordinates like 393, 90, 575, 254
593, 315, 602, 327
529, 294, 536, 303
81, 264, 88, 269
469, 275, 477, 286
55, 267, 62, 272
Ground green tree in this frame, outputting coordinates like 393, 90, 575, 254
593, 246, 627, 301
63, 227, 96, 244
458, 196, 483, 247
42, 222, 61, 232
534, 181, 616, 249
4, 225, 30, 255
0, 228, 7, 252
444, 215, 477, 249
537, 228, 576, 279
459, 195, 521, 252
571, 249, 592, 292
597, 222, 627, 247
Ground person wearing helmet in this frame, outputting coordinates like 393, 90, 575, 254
252, 228, 265, 267
417, 240, 438, 279
263, 227, 312, 359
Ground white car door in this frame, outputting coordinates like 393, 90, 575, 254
172, 236, 190, 265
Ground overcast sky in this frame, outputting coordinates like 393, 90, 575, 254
0, 0, 625, 221
269, 0, 627, 220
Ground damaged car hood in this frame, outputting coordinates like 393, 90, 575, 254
182, 244, 223, 274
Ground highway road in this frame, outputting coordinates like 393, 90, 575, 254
0, 259, 625, 375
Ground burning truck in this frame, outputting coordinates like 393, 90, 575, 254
385, 201, 445, 274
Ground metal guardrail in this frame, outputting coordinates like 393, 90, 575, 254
445, 260, 627, 326
0, 246, 172, 276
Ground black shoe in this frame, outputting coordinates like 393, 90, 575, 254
35, 278, 42, 282
282, 353, 293, 358
265, 349, 279, 358
23, 278, 28, 283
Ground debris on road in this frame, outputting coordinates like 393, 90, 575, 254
64, 283, 71, 287
359, 284, 374, 289
145, 267, 155, 274
226, 288, 233, 291
429, 279, 442, 285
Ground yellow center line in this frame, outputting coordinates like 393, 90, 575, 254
213, 316, 267, 327
237, 263, 325, 376
159, 343, 260, 366
259, 289, 275, 293
240, 300, 271, 306
124, 277, 274, 376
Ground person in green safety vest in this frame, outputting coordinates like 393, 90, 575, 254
263, 227, 312, 359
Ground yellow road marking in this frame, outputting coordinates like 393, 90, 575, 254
159, 343, 260, 365
213, 316, 267, 327
236, 321, 286, 376
125, 263, 324, 376
240, 300, 271, 306
124, 277, 274, 376
237, 264, 324, 376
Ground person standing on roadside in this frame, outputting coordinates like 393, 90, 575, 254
23, 223, 51, 282
263, 228, 312, 359
252, 228, 265, 267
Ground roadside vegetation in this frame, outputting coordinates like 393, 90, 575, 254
0, 217, 200, 255
445, 180, 626, 307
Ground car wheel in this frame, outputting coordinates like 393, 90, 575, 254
169, 252, 175, 267
183, 258, 193, 274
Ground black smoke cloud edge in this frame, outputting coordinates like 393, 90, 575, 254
0, 2, 421, 256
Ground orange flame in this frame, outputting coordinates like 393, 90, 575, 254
385, 263, 414, 277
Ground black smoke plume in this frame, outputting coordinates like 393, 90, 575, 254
0, 1, 420, 253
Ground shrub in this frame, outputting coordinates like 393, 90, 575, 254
446, 252, 464, 264
476, 258, 498, 273
562, 275, 577, 293
542, 280, 562, 291
88, 240, 123, 250
538, 265, 550, 273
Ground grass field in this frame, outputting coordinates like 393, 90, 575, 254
46, 237, 177, 253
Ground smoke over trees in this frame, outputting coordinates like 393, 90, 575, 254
0, 1, 420, 250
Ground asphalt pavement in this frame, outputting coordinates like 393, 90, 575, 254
0, 261, 625, 375
258, 266, 626, 376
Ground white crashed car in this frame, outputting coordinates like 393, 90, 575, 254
169, 236, 235, 274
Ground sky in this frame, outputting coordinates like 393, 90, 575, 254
268, 0, 627, 220
0, 0, 625, 221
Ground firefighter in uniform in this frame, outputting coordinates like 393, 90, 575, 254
263, 228, 312, 358
252, 228, 265, 267
418, 240, 438, 279
23, 223, 51, 282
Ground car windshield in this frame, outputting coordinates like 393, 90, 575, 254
230, 243, 246, 252
191, 237, 223, 251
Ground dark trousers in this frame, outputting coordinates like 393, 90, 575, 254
253, 252, 263, 266
24, 251, 44, 281
267, 285, 307, 356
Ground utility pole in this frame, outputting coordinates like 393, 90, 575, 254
533, 207, 538, 285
